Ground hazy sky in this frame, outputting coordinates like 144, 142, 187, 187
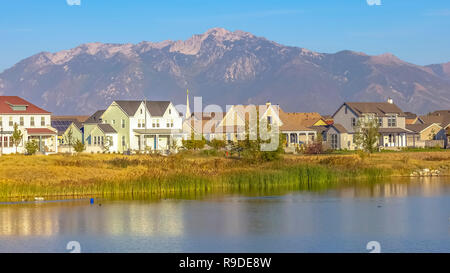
0, 0, 449, 72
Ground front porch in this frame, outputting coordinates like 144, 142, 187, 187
379, 129, 408, 148
133, 129, 183, 152
283, 130, 317, 148
26, 128, 58, 154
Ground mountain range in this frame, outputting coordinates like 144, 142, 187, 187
0, 27, 449, 115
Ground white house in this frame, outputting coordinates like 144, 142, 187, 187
0, 96, 58, 154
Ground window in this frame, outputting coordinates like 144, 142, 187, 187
101, 136, 104, 146
9, 136, 13, 147
41, 117, 45, 126
112, 120, 115, 125
121, 119, 125, 129
345, 106, 348, 114
140, 109, 143, 114
0, 117, 2, 127
9, 116, 13, 127
122, 136, 126, 146
20, 117, 24, 126
156, 119, 160, 128
378, 118, 383, 127
331, 134, 338, 149
152, 119, 156, 128
104, 120, 107, 124
351, 117, 356, 127
388, 116, 397, 127
109, 137, 113, 146
4, 136, 8, 147
94, 136, 97, 145
169, 109, 171, 114
0, 136, 2, 147
267, 116, 272, 125
30, 117, 35, 127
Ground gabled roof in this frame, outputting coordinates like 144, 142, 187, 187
97, 123, 117, 134
338, 102, 405, 117
146, 101, 171, 116
406, 123, 442, 134
0, 96, 50, 114
114, 100, 171, 117
419, 111, 450, 128
84, 110, 105, 124
330, 123, 348, 134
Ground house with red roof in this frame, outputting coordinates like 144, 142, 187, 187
0, 96, 57, 154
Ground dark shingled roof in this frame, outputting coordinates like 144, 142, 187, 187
331, 124, 348, 134
343, 102, 405, 117
84, 110, 105, 124
146, 101, 171, 116
97, 123, 117, 134
114, 100, 171, 116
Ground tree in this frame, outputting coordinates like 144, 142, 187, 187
238, 108, 284, 162
64, 128, 74, 153
305, 131, 324, 154
25, 140, 39, 155
353, 118, 380, 153
12, 123, 23, 154
72, 139, 85, 154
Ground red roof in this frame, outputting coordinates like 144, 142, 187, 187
26, 128, 57, 135
0, 96, 51, 114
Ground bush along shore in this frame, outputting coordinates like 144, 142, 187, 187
0, 150, 449, 199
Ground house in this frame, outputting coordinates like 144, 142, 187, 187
330, 99, 409, 150
404, 112, 419, 125
279, 111, 320, 148
51, 116, 87, 152
85, 100, 184, 153
405, 123, 444, 147
0, 96, 57, 154
212, 102, 283, 142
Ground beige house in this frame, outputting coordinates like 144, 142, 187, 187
331, 99, 409, 150
278, 111, 320, 148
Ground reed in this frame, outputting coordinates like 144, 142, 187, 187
0, 151, 448, 199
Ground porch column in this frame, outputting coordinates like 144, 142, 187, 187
155, 134, 159, 151
305, 132, 309, 145
39, 135, 42, 152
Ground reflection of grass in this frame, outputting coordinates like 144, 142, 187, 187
0, 151, 449, 199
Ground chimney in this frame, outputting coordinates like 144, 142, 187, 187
266, 101, 271, 107
387, 97, 393, 104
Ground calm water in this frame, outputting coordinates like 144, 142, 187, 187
0, 177, 449, 253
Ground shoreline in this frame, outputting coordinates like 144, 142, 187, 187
0, 151, 449, 199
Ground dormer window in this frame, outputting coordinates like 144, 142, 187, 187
267, 116, 272, 125
7, 102, 28, 111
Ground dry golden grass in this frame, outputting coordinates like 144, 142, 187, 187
0, 150, 449, 198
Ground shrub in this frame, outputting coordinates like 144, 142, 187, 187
25, 140, 39, 155
72, 139, 85, 154
209, 139, 226, 150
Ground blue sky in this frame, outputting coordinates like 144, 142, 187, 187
0, 0, 449, 72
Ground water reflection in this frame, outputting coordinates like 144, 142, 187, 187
0, 177, 449, 252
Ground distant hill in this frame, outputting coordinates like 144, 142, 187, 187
0, 27, 449, 115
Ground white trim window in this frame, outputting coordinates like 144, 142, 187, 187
331, 134, 338, 149
388, 115, 397, 127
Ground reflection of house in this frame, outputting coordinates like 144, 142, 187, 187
84, 100, 183, 153
330, 99, 409, 150
0, 96, 57, 154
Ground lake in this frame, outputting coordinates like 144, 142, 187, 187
0, 177, 449, 253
